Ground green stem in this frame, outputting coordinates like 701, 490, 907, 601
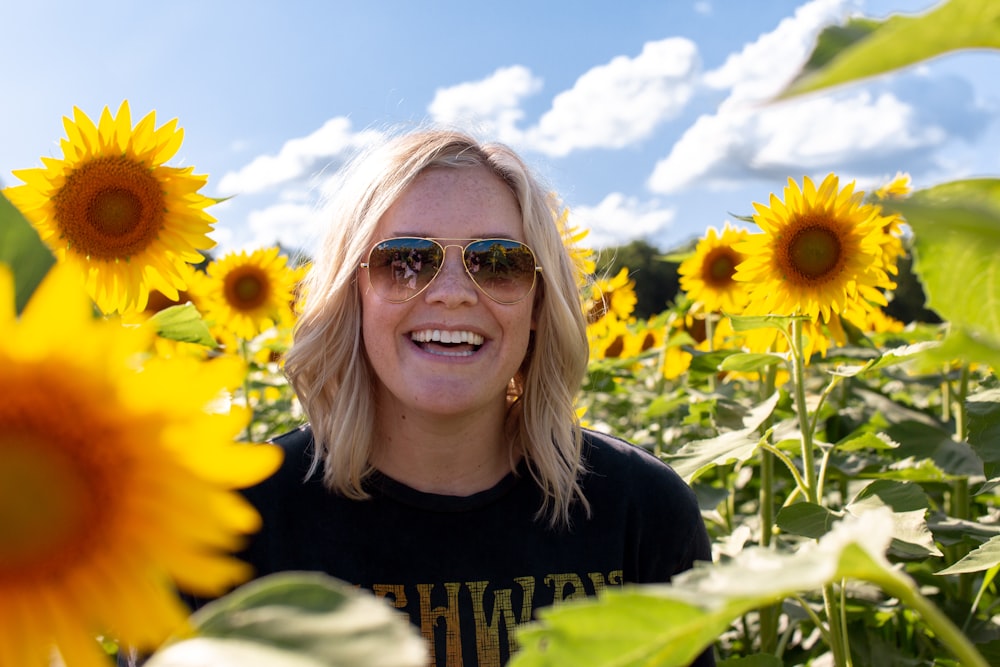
882, 574, 990, 667
759, 442, 807, 493
758, 364, 779, 654
953, 365, 972, 601
823, 584, 847, 667
790, 319, 818, 504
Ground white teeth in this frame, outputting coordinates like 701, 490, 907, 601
410, 329, 485, 345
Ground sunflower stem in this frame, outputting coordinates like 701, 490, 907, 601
790, 319, 818, 504
758, 363, 780, 655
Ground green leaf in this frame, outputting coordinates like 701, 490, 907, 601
936, 535, 1000, 575
150, 303, 218, 347
147, 572, 427, 667
835, 431, 899, 452
883, 181, 1000, 369
718, 352, 786, 373
776, 502, 841, 539
966, 388, 1000, 481
727, 313, 805, 334
846, 480, 942, 558
779, 0, 1000, 99
0, 191, 55, 315
512, 511, 906, 667
665, 392, 780, 482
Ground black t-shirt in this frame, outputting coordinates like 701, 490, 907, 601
233, 425, 715, 667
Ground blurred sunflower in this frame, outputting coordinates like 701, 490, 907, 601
734, 174, 894, 324
871, 172, 912, 276
3, 101, 217, 314
678, 223, 751, 315
0, 263, 282, 667
585, 267, 638, 324
199, 246, 300, 342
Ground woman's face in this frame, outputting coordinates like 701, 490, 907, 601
360, 165, 537, 419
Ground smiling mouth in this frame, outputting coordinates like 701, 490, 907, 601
410, 329, 485, 357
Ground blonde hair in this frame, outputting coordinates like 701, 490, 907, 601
284, 127, 591, 527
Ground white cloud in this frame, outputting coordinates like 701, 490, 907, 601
644, 0, 961, 194
703, 0, 856, 104
427, 65, 543, 144
648, 88, 944, 193
569, 193, 676, 249
524, 38, 700, 157
216, 117, 382, 196
242, 201, 326, 253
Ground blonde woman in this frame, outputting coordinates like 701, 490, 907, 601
244, 128, 714, 667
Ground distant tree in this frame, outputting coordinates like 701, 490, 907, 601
885, 250, 941, 324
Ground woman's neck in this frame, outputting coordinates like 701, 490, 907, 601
370, 403, 518, 496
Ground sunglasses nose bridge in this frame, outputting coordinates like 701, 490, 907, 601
425, 243, 480, 298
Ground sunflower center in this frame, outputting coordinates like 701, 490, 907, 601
0, 371, 120, 581
784, 223, 842, 282
225, 269, 269, 311
0, 432, 99, 574
703, 248, 738, 287
53, 155, 166, 260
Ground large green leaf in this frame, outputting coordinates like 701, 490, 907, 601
146, 572, 427, 667
882, 180, 1000, 370
0, 191, 54, 314
965, 388, 1000, 478
512, 511, 907, 667
779, 0, 1000, 99
936, 534, 1000, 575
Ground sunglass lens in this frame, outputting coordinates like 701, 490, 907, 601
465, 240, 537, 303
368, 238, 442, 301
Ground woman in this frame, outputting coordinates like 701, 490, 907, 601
247, 128, 715, 667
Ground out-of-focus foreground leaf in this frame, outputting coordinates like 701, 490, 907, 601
778, 0, 1000, 99
0, 191, 54, 315
512, 511, 907, 667
146, 572, 427, 667
881, 179, 1000, 370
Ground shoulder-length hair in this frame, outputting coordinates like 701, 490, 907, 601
284, 127, 591, 528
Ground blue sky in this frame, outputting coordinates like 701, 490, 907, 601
3, 0, 997, 256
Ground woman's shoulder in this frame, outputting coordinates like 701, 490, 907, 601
580, 428, 696, 501
248, 424, 318, 494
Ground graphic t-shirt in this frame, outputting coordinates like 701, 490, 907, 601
232, 425, 715, 667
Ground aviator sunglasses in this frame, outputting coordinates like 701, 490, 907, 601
361, 237, 542, 304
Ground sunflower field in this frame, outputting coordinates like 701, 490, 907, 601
2, 1, 1000, 666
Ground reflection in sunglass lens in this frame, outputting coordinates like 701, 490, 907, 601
367, 239, 443, 302
364, 237, 539, 303
464, 240, 538, 302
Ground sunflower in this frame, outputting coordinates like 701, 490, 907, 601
555, 206, 597, 288
199, 246, 300, 342
0, 263, 282, 667
3, 102, 217, 314
678, 223, 751, 315
585, 267, 638, 324
871, 172, 912, 276
733, 174, 894, 324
